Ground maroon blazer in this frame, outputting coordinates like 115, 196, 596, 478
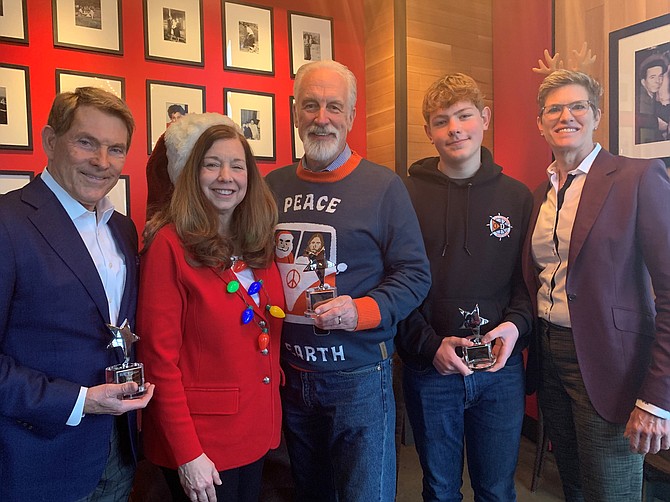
522, 148, 670, 423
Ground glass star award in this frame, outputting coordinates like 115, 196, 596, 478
303, 250, 338, 317
105, 319, 146, 399
459, 304, 496, 371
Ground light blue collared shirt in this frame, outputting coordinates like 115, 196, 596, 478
302, 144, 352, 172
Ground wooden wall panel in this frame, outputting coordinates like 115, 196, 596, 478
554, 0, 670, 148
365, 0, 396, 170
406, 0, 493, 166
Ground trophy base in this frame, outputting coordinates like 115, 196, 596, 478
304, 286, 338, 318
105, 362, 146, 399
463, 338, 496, 371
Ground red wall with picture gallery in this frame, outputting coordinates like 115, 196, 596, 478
0, 0, 366, 230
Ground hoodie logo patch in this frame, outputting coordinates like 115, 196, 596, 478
487, 213, 512, 240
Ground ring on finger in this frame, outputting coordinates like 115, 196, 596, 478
337, 315, 342, 325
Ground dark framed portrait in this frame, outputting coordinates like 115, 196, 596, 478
610, 13, 670, 161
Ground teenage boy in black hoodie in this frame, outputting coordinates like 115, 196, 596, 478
397, 73, 533, 501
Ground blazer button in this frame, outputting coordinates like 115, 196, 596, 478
567, 294, 577, 301
259, 320, 267, 328
263, 376, 271, 384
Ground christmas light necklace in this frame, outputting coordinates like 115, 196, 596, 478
221, 257, 285, 353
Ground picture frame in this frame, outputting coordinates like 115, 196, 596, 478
225, 88, 275, 161
0, 170, 33, 194
107, 174, 130, 217
56, 69, 125, 99
609, 13, 670, 161
147, 80, 206, 154
290, 96, 304, 162
52, 0, 122, 55
288, 11, 334, 78
0, 63, 32, 151
143, 0, 204, 67
0, 0, 29, 44
222, 1, 274, 75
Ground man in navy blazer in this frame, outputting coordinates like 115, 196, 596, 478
0, 87, 154, 501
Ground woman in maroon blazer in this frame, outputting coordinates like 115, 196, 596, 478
137, 117, 284, 502
523, 69, 670, 501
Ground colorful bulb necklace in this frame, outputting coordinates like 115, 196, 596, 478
224, 257, 285, 354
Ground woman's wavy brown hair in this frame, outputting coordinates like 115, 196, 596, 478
143, 124, 277, 270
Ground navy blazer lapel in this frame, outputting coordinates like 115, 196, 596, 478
22, 177, 111, 324
569, 149, 617, 266
108, 213, 138, 326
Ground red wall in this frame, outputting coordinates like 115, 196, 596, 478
0, 0, 366, 229
492, 0, 553, 191
492, 0, 553, 420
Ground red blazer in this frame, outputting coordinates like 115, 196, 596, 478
522, 149, 670, 423
137, 225, 284, 470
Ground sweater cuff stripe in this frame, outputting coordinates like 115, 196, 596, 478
354, 297, 381, 331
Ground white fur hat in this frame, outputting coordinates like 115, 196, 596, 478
164, 112, 241, 183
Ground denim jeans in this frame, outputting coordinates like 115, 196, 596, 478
281, 358, 396, 502
403, 354, 525, 502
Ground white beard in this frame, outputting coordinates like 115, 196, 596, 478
302, 126, 342, 166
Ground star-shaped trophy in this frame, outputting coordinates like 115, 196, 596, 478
105, 319, 146, 399
303, 250, 338, 316
459, 304, 496, 370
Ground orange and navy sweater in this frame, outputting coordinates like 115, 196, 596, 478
265, 152, 431, 371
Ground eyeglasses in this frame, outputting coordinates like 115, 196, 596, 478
540, 100, 593, 119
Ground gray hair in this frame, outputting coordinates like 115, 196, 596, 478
537, 69, 603, 112
294, 60, 357, 112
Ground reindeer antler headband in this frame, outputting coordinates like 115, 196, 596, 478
532, 42, 597, 75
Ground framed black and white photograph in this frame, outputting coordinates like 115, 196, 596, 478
0, 64, 32, 151
144, 0, 204, 66
0, 170, 33, 194
223, 2, 274, 75
52, 0, 122, 54
56, 69, 125, 99
225, 88, 275, 161
107, 174, 130, 216
0, 0, 28, 44
147, 80, 205, 154
288, 12, 333, 78
290, 96, 304, 162
610, 13, 670, 161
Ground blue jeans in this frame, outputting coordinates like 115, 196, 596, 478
281, 358, 396, 502
403, 354, 525, 502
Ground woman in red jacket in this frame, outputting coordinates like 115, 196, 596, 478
137, 116, 284, 502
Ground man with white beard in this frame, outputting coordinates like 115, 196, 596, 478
265, 60, 430, 501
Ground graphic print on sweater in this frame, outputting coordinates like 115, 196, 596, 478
273, 222, 347, 325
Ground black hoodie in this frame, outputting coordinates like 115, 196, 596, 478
396, 147, 534, 369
